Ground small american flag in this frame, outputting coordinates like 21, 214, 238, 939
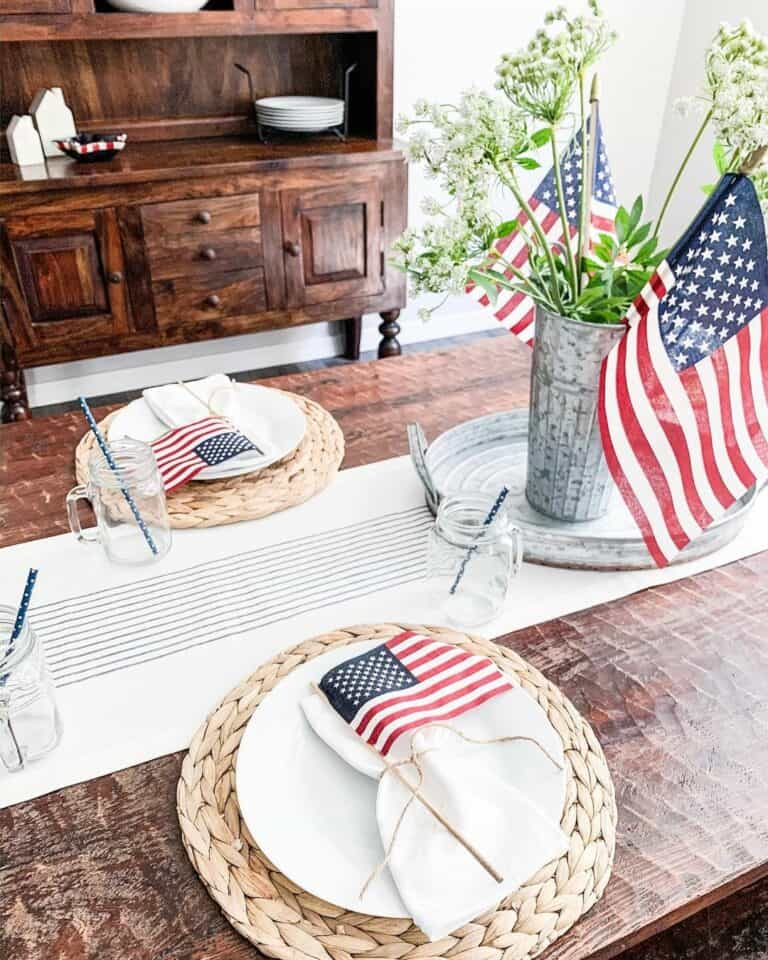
151, 417, 257, 492
469, 116, 618, 345
598, 172, 768, 567
319, 630, 515, 756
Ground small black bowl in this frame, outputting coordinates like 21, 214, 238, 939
56, 132, 128, 163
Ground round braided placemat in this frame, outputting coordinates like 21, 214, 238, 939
74, 392, 344, 528
177, 623, 616, 959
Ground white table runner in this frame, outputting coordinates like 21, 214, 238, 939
2, 454, 768, 809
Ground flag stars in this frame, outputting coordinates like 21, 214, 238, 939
734, 215, 746, 229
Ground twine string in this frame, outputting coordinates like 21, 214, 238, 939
176, 380, 264, 455
359, 722, 564, 899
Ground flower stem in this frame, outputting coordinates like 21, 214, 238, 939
499, 168, 565, 313
550, 129, 579, 300
576, 72, 588, 294
654, 107, 713, 239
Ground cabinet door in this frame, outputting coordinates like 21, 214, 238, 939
281, 180, 383, 308
6, 209, 132, 348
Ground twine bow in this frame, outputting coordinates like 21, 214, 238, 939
359, 723, 564, 899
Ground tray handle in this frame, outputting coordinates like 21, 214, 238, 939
407, 423, 439, 515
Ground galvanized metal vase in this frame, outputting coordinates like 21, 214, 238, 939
526, 306, 626, 522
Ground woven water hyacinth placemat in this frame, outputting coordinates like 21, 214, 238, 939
176, 623, 616, 960
74, 392, 344, 528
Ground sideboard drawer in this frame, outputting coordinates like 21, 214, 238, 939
153, 269, 267, 329
146, 227, 263, 281
141, 194, 261, 240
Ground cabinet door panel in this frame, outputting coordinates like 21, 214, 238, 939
8, 210, 132, 346
281, 181, 383, 308
15, 234, 107, 323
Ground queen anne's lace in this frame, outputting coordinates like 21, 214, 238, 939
706, 20, 768, 159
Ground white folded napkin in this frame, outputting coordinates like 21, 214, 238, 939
143, 374, 240, 429
301, 633, 569, 941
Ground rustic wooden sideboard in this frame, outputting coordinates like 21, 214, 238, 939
0, 0, 407, 423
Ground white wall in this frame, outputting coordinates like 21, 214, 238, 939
649, 0, 768, 244
26, 0, 687, 407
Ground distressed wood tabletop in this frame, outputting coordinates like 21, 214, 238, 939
1, 335, 767, 960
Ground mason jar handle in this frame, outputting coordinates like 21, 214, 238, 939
66, 485, 100, 545
507, 525, 524, 590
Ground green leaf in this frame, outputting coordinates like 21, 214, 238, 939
627, 222, 652, 248
700, 183, 716, 195
495, 219, 521, 239
516, 156, 541, 170
467, 269, 500, 304
713, 140, 728, 175
628, 196, 643, 234
614, 207, 630, 245
634, 237, 658, 263
530, 128, 553, 148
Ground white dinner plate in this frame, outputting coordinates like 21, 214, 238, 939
257, 115, 344, 126
256, 96, 344, 110
259, 121, 343, 132
108, 383, 306, 481
236, 640, 567, 918
257, 110, 344, 119
257, 105, 344, 115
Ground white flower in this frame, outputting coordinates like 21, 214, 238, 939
705, 20, 768, 155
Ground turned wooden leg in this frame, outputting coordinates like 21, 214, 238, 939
1, 342, 30, 423
342, 317, 362, 361
378, 309, 402, 359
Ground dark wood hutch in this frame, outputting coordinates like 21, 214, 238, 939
0, 0, 407, 422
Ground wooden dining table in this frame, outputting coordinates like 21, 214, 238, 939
1, 334, 767, 960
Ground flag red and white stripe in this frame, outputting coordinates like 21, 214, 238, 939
351, 631, 515, 756
467, 115, 618, 346
467, 197, 617, 345
599, 271, 768, 567
151, 416, 233, 492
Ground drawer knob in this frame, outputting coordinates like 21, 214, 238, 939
201, 247, 217, 261
205, 294, 222, 309
108, 271, 123, 284
197, 210, 212, 225
284, 241, 301, 258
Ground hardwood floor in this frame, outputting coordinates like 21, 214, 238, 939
32, 328, 506, 418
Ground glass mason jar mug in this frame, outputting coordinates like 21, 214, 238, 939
67, 439, 172, 566
427, 493, 523, 627
0, 605, 61, 773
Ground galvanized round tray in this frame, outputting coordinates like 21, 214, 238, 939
409, 410, 756, 571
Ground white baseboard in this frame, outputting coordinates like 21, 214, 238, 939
26, 305, 499, 408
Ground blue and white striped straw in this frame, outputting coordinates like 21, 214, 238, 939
78, 397, 159, 556
449, 486, 510, 596
1, 567, 38, 685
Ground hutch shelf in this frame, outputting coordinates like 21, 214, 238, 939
0, 0, 406, 422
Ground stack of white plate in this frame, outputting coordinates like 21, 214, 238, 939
255, 96, 345, 133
